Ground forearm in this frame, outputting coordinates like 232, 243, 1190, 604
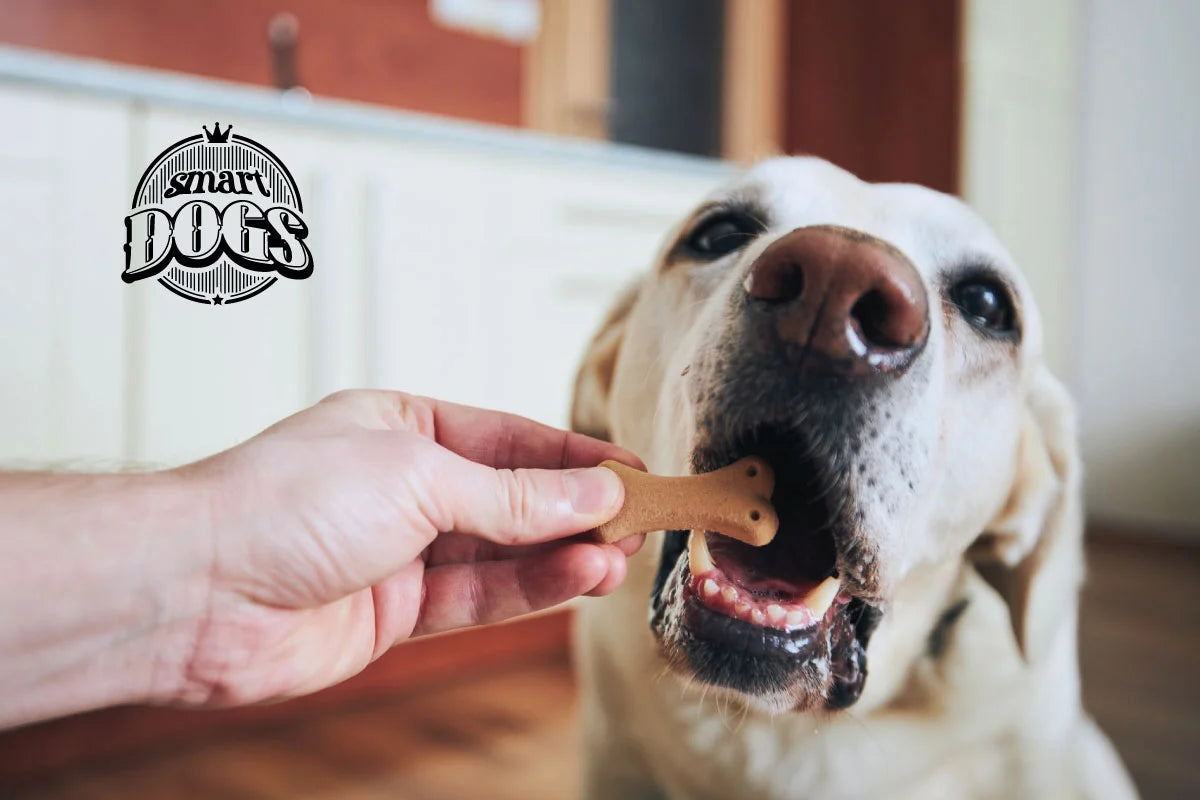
0, 469, 212, 729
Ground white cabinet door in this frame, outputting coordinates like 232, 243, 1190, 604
356, 140, 498, 411
359, 142, 719, 430
0, 86, 130, 466
480, 159, 715, 428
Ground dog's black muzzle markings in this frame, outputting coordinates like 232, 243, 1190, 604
648, 226, 926, 710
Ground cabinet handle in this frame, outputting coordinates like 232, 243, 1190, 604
268, 13, 302, 92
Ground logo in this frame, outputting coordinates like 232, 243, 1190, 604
123, 123, 313, 305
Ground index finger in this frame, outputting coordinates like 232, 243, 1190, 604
426, 397, 646, 472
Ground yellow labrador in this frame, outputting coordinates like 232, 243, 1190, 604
571, 158, 1136, 799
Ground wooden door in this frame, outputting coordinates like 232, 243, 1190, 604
783, 0, 962, 193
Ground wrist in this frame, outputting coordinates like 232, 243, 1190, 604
125, 467, 218, 706
0, 468, 215, 727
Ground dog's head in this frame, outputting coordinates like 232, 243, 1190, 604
572, 157, 1080, 714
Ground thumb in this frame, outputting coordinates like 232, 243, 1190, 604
425, 451, 625, 545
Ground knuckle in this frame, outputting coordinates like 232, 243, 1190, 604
496, 468, 540, 540
389, 392, 432, 434
321, 388, 365, 406
320, 389, 431, 433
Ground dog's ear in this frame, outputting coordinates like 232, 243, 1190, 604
570, 278, 642, 441
969, 364, 1084, 662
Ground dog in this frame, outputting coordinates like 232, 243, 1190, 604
570, 157, 1137, 799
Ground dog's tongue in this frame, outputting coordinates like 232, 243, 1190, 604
708, 531, 827, 600
716, 553, 823, 598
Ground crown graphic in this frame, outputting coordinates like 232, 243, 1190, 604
202, 122, 232, 143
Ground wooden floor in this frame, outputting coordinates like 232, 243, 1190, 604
1078, 534, 1200, 799
8, 535, 1199, 800
10, 661, 582, 800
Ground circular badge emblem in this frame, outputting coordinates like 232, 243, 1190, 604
123, 123, 313, 305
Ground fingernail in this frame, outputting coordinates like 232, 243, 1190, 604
563, 467, 623, 516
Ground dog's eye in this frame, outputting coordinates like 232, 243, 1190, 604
950, 278, 1015, 334
684, 212, 763, 258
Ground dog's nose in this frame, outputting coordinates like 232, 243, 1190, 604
743, 225, 929, 375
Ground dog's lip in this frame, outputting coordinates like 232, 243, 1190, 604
679, 590, 825, 658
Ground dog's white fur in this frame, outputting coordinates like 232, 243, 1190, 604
571, 158, 1136, 799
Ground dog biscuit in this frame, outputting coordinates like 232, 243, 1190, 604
595, 457, 778, 546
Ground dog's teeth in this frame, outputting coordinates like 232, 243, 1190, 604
785, 608, 810, 628
766, 604, 786, 624
721, 585, 738, 604
803, 576, 842, 619
750, 608, 766, 625
688, 531, 715, 576
701, 578, 720, 598
735, 600, 752, 617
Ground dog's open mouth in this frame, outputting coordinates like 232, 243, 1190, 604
686, 531, 846, 633
650, 424, 881, 711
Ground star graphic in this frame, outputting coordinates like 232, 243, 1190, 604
211, 294, 224, 305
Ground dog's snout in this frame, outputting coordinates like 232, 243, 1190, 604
743, 225, 929, 375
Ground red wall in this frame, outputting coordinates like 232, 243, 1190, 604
0, 0, 523, 126
784, 0, 961, 194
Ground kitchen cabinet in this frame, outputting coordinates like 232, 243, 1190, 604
0, 49, 728, 468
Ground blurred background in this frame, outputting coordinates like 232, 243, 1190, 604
0, 0, 1195, 797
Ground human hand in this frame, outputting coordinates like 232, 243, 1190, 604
176, 390, 644, 707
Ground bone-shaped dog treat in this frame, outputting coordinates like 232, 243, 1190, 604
595, 457, 778, 546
